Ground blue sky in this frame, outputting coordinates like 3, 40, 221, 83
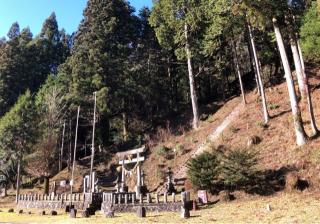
0, 0, 153, 38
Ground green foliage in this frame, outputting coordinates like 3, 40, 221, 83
220, 149, 258, 190
155, 145, 171, 159
300, 2, 320, 62
25, 75, 66, 178
150, 0, 205, 60
187, 148, 258, 192
187, 152, 222, 191
156, 168, 165, 181
0, 14, 69, 117
0, 91, 36, 186
175, 143, 186, 156
269, 104, 280, 110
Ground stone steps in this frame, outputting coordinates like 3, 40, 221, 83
156, 103, 243, 194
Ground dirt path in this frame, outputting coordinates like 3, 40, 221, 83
157, 103, 244, 193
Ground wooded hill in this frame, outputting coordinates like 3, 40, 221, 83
0, 0, 320, 198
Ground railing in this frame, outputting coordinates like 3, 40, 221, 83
84, 192, 103, 203
102, 192, 190, 205
17, 193, 85, 202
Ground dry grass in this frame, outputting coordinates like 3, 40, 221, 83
142, 97, 242, 191
1, 192, 320, 223
210, 72, 320, 190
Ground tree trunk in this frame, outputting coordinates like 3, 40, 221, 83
295, 39, 319, 135
43, 176, 49, 195
15, 155, 21, 203
167, 57, 174, 112
291, 40, 306, 98
273, 18, 307, 146
248, 22, 269, 124
297, 40, 305, 72
233, 40, 247, 104
247, 26, 260, 95
184, 22, 199, 129
122, 112, 128, 141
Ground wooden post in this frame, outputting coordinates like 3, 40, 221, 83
89, 92, 97, 193
59, 122, 66, 172
70, 106, 80, 206
164, 193, 167, 203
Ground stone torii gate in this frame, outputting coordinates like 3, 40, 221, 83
116, 146, 146, 197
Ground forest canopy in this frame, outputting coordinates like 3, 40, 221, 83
0, 0, 318, 194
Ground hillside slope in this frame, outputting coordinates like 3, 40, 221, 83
16, 67, 320, 199
141, 67, 320, 195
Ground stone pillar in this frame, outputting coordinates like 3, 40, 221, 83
52, 181, 56, 196
181, 191, 190, 203
180, 206, 190, 219
91, 172, 96, 193
139, 194, 143, 204
137, 206, 146, 218
125, 194, 128, 205
113, 194, 116, 204
83, 177, 87, 194
141, 171, 145, 186
118, 194, 121, 205
137, 162, 141, 187
132, 194, 135, 205
121, 162, 125, 192
147, 193, 152, 204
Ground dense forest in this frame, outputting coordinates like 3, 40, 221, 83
0, 0, 319, 196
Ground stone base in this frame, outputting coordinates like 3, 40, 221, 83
137, 206, 146, 218
101, 202, 182, 213
81, 210, 90, 218
17, 201, 85, 210
180, 207, 190, 219
70, 209, 77, 218
106, 210, 115, 218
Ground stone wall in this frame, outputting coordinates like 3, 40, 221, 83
101, 201, 182, 213
17, 200, 85, 210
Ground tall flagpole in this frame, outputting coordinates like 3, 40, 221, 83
89, 92, 97, 193
70, 106, 80, 206
59, 122, 66, 172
